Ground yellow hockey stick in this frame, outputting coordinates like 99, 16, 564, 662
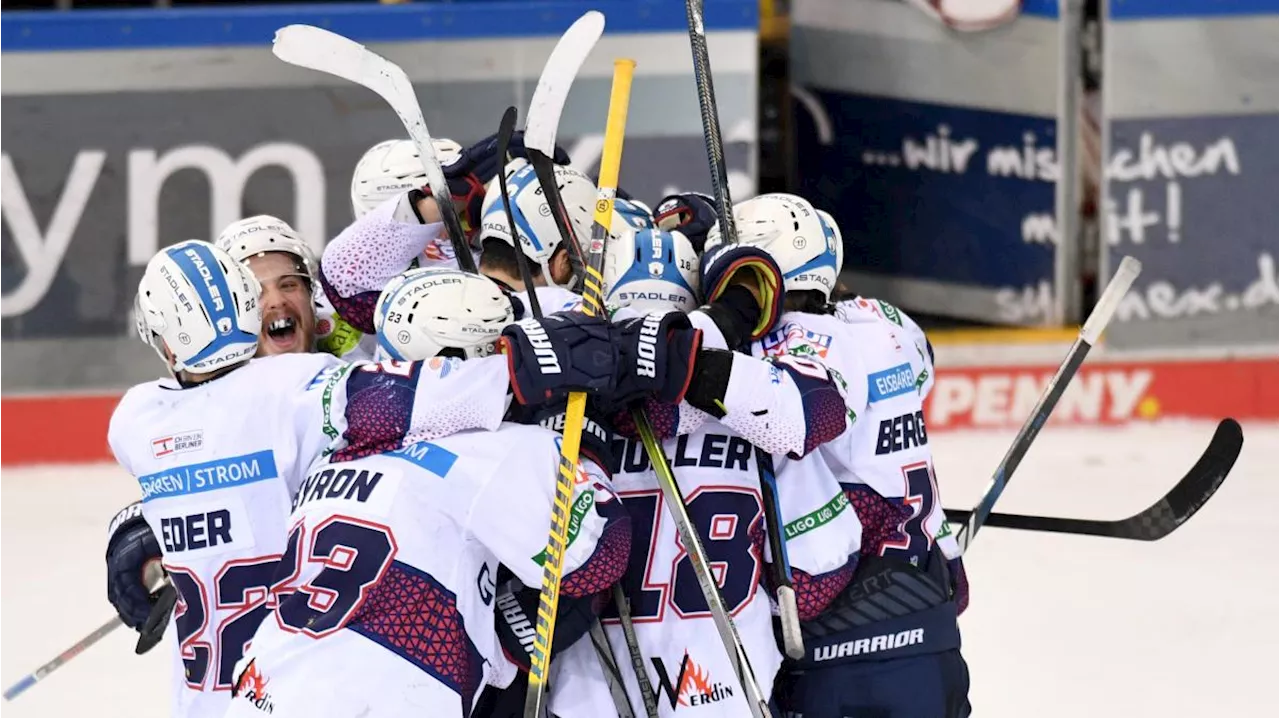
523, 58, 636, 718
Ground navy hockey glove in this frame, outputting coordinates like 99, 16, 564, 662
499, 313, 617, 406
610, 311, 702, 409
699, 243, 785, 345
654, 192, 717, 252
106, 502, 164, 631
494, 582, 600, 673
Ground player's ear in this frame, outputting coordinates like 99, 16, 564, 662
550, 247, 572, 286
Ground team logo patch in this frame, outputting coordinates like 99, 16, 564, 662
151, 430, 204, 458
651, 651, 737, 709
760, 322, 834, 360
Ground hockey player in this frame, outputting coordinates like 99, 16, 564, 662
226, 268, 643, 718
548, 226, 862, 718
214, 214, 377, 360
703, 194, 971, 718
104, 241, 659, 718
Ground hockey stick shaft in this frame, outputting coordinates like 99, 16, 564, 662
4, 616, 123, 701
500, 102, 643, 718
945, 418, 1243, 541
523, 59, 635, 718
612, 584, 659, 718
497, 107, 543, 319
682, 0, 800, 655
632, 412, 772, 717
684, 0, 737, 242
957, 256, 1142, 552
271, 25, 477, 273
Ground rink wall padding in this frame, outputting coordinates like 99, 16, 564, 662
3, 355, 1274, 467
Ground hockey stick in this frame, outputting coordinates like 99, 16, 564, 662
520, 55, 631, 718
524, 12, 606, 290
632, 414, 772, 718
497, 107, 544, 320
945, 418, 1243, 540
4, 571, 175, 701
499, 105, 642, 718
271, 25, 478, 274
612, 584, 659, 718
3, 616, 122, 701
681, 0, 803, 660
956, 256, 1142, 552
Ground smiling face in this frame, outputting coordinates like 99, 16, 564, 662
245, 252, 316, 356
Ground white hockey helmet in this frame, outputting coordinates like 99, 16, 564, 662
604, 228, 700, 314
351, 138, 464, 219
215, 214, 317, 288
705, 193, 843, 301
134, 240, 262, 375
613, 197, 656, 232
478, 158, 596, 288
373, 267, 515, 362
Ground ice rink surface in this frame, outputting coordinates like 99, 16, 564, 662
2, 420, 1276, 717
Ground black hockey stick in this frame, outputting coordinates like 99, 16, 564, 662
956, 256, 1142, 552
945, 418, 1243, 541
497, 107, 543, 319
682, 0, 803, 662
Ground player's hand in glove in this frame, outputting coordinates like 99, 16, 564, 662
499, 313, 617, 406
610, 311, 702, 409
106, 502, 165, 632
419, 131, 571, 239
654, 192, 718, 252
698, 243, 785, 347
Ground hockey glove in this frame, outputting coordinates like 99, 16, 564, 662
654, 192, 718, 252
499, 313, 617, 406
610, 311, 702, 409
105, 502, 165, 631
494, 582, 601, 673
699, 244, 785, 345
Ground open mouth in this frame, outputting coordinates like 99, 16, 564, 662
264, 316, 300, 351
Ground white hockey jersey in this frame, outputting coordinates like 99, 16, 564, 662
225, 424, 626, 718
107, 353, 515, 718
753, 308, 957, 567
550, 417, 861, 718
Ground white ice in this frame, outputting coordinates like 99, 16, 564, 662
2, 420, 1276, 717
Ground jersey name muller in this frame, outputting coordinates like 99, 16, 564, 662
137, 450, 278, 502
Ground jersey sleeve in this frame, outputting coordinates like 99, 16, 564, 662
466, 428, 629, 599
318, 193, 447, 334
294, 355, 512, 464
769, 454, 862, 620
715, 351, 852, 458
107, 390, 142, 478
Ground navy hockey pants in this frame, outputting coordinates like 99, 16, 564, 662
774, 649, 971, 718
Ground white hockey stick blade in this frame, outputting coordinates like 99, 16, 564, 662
272, 25, 477, 272
776, 586, 805, 660
1081, 255, 1141, 344
524, 11, 605, 154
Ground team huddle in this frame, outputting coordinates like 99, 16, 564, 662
104, 132, 972, 717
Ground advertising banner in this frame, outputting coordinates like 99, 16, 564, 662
1, 0, 759, 392
1102, 0, 1278, 350
791, 0, 1065, 326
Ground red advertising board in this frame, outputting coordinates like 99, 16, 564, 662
2, 357, 1275, 467
925, 357, 1278, 429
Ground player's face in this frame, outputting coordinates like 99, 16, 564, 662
247, 252, 316, 356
